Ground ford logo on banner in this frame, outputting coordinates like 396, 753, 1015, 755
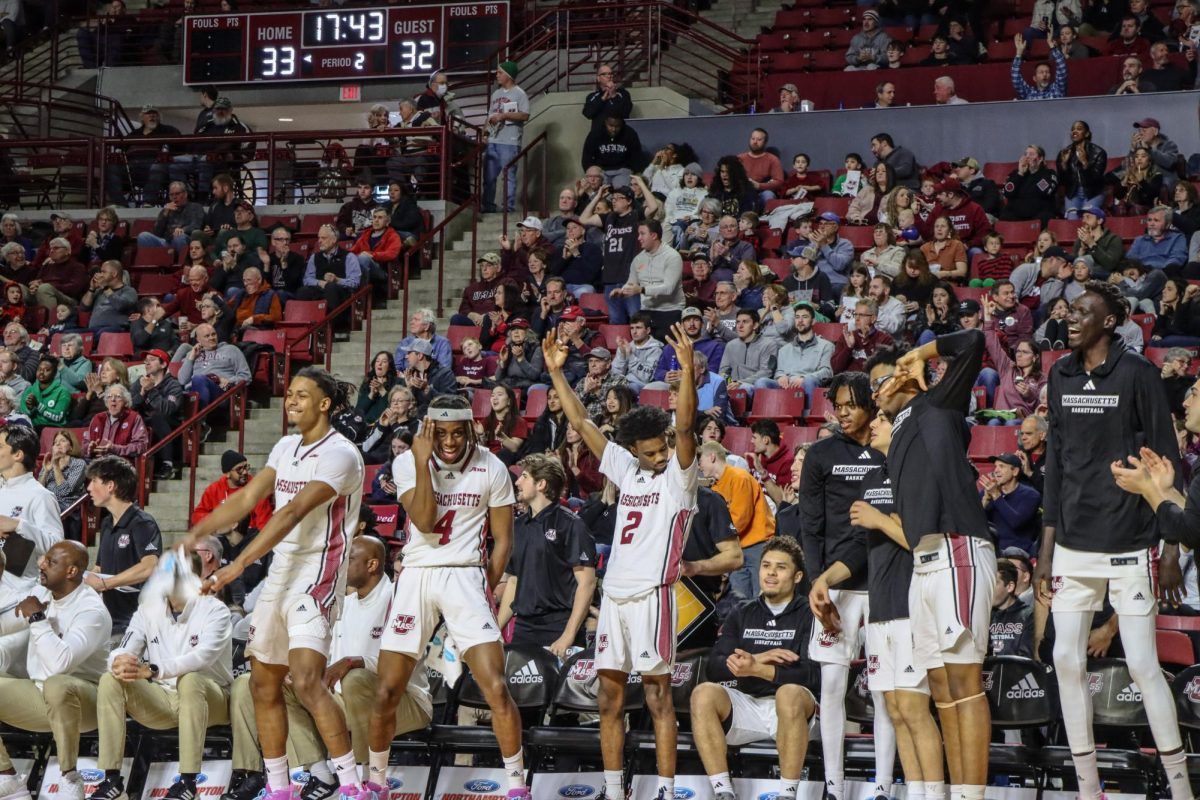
291, 769, 311, 783
79, 770, 105, 783
386, 778, 404, 790
173, 774, 208, 785
673, 790, 696, 799
464, 779, 501, 793
558, 785, 596, 798
758, 793, 782, 800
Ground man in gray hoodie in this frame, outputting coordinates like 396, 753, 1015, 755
617, 219, 684, 341
845, 9, 891, 70
774, 303, 834, 398
719, 309, 781, 400
177, 323, 251, 407
610, 311, 663, 393
81, 261, 138, 334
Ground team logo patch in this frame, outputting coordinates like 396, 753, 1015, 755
817, 629, 839, 647
1184, 676, 1200, 702
867, 655, 879, 675
597, 634, 609, 652
371, 625, 383, 639
1051, 576, 1065, 595
545, 528, 557, 542
569, 659, 596, 682
118, 533, 130, 548
1087, 672, 1104, 697
189, 634, 200, 647
670, 662, 693, 687
392, 614, 416, 635
982, 670, 994, 691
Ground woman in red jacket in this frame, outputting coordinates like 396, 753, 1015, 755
83, 383, 149, 460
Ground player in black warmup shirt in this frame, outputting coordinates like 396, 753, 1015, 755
1036, 281, 1193, 800
797, 373, 890, 800
866, 329, 995, 800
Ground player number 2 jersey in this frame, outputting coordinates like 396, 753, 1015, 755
265, 430, 364, 587
393, 445, 516, 568
600, 442, 698, 599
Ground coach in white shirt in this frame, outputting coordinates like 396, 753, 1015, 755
0, 426, 65, 580
0, 549, 33, 678
0, 541, 113, 800
93, 552, 233, 800
228, 536, 431, 795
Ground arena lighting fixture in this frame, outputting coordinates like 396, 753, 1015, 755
278, 117, 294, 122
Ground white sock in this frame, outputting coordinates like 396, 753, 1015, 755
907, 780, 926, 800
961, 786, 984, 800
949, 784, 962, 800
826, 776, 845, 800
709, 773, 732, 795
874, 780, 894, 798
307, 761, 335, 785
924, 780, 945, 800
264, 756, 289, 793
656, 777, 674, 799
1162, 750, 1194, 800
1072, 751, 1102, 800
330, 751, 359, 790
604, 770, 623, 798
367, 749, 389, 787
502, 750, 526, 791
780, 779, 800, 799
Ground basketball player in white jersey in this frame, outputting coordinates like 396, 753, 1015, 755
186, 367, 368, 800
544, 323, 699, 800
367, 394, 529, 799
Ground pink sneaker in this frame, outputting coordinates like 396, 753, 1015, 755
264, 790, 295, 800
506, 790, 531, 799
362, 784, 386, 800
337, 786, 377, 800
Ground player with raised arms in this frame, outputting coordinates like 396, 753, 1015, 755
366, 393, 529, 799
185, 366, 367, 800
544, 323, 699, 800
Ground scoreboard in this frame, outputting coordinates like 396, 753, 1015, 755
183, 2, 508, 85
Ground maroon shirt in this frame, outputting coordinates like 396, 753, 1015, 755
922, 198, 991, 248
458, 275, 501, 315
36, 258, 89, 300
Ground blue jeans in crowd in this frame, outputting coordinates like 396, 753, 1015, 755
137, 230, 190, 254
190, 374, 225, 407
975, 367, 1000, 407
1063, 190, 1106, 219
604, 283, 641, 325
483, 143, 520, 213
730, 540, 767, 600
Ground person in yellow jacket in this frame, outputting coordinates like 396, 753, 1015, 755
698, 440, 775, 599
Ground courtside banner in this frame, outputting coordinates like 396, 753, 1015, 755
629, 774, 827, 799
381, 765, 431, 800
675, 576, 715, 644
431, 766, 508, 799
41, 757, 132, 800
142, 760, 233, 799
529, 772, 605, 798
1044, 794, 1140, 800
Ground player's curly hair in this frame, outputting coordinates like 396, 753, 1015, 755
826, 371, 875, 415
864, 344, 910, 372
429, 394, 471, 411
1083, 279, 1127, 329
295, 366, 348, 414
615, 405, 672, 448
762, 534, 806, 573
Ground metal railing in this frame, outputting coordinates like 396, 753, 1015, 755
136, 380, 249, 509
60, 493, 100, 547
278, 284, 375, 434
499, 130, 549, 236
400, 202, 479, 336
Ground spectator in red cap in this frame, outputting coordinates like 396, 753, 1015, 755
922, 178, 991, 253
451, 252, 503, 326
131, 348, 184, 479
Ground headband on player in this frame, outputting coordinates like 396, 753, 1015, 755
427, 407, 474, 422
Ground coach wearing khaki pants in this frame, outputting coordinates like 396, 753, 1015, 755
0, 541, 113, 800
91, 554, 233, 800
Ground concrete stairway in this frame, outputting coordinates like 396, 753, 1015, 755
699, 0, 778, 40
145, 205, 503, 543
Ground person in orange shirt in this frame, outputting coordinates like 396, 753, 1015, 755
698, 440, 775, 599
230, 267, 282, 331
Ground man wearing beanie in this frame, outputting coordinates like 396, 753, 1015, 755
845, 9, 891, 70
191, 450, 274, 538
483, 60, 529, 213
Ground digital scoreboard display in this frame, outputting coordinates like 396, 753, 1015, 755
183, 2, 508, 85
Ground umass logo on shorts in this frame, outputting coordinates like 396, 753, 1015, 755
392, 614, 416, 635
817, 628, 839, 647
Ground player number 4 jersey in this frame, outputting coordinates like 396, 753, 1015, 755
600, 442, 698, 599
393, 445, 516, 568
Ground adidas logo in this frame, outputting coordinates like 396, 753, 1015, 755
858, 451, 872, 460
640, 651, 651, 658
1005, 674, 1045, 700
1082, 379, 1096, 390
482, 622, 494, 630
767, 619, 776, 627
1117, 682, 1143, 702
945, 627, 954, 635
298, 604, 307, 612
1133, 592, 1145, 601
510, 662, 543, 685
904, 665, 915, 673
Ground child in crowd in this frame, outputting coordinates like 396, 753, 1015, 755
973, 232, 1016, 282
781, 153, 825, 199
831, 153, 865, 196
454, 337, 493, 389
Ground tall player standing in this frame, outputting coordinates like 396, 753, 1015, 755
867, 329, 995, 800
797, 373, 892, 800
545, 324, 699, 800
186, 367, 368, 800
367, 394, 529, 799
1034, 282, 1193, 800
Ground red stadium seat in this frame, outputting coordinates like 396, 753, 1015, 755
813, 322, 843, 344
770, 52, 810, 72
372, 504, 400, 538
722, 426, 753, 456
1046, 218, 1080, 247
1131, 313, 1155, 344
576, 293, 608, 316
94, 332, 133, 360
640, 388, 671, 409
523, 386, 547, 423
1107, 215, 1147, 241
1041, 349, 1069, 375
1156, 630, 1195, 668
842, 226, 876, 251
136, 273, 179, 297
954, 286, 989, 304
49, 332, 93, 357
133, 246, 174, 268
968, 426, 1019, 459
597, 324, 631, 349
747, 388, 807, 423
471, 388, 493, 419
446, 324, 481, 354
728, 387, 750, 421
780, 425, 819, 452
994, 220, 1041, 247
805, 392, 833, 425
983, 162, 1018, 184
813, 197, 852, 219
763, 258, 791, 281
810, 50, 848, 71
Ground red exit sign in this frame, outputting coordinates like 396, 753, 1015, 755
339, 84, 361, 102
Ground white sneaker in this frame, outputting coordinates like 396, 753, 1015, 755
57, 772, 84, 800
0, 773, 32, 800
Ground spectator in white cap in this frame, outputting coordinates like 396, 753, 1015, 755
845, 9, 891, 70
498, 215, 546, 283
770, 83, 800, 112
452, 252, 504, 327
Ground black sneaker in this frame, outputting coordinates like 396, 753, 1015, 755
87, 779, 127, 800
222, 772, 266, 800
165, 782, 197, 800
298, 777, 337, 800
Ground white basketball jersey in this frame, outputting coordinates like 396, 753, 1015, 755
265, 430, 364, 604
393, 444, 516, 568
600, 442, 698, 599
